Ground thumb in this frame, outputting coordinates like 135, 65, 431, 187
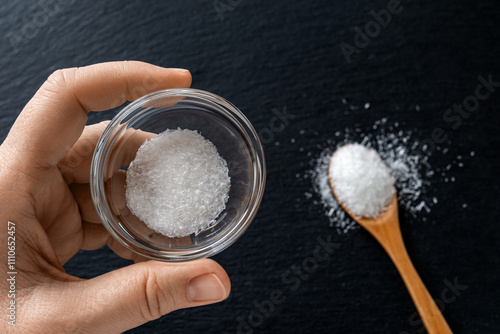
68, 259, 230, 333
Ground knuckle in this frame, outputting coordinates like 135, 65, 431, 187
139, 268, 177, 322
47, 68, 66, 86
45, 68, 76, 92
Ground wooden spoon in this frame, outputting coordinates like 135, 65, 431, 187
329, 151, 452, 334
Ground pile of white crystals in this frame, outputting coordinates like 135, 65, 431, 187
329, 144, 395, 219
305, 118, 438, 234
126, 128, 230, 238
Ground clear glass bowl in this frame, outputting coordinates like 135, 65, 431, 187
90, 88, 265, 261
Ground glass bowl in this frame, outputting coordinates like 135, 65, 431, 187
90, 88, 265, 262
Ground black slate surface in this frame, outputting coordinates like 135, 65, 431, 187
1, 1, 499, 333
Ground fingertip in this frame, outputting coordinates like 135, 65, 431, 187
169, 68, 192, 88
197, 258, 231, 299
188, 273, 227, 302
143, 258, 231, 303
183, 69, 192, 88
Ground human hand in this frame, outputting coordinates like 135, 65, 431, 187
0, 61, 231, 333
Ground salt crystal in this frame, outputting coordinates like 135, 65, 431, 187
126, 129, 230, 237
415, 201, 425, 211
328, 208, 334, 217
329, 144, 395, 218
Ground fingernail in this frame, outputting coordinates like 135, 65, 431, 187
188, 274, 226, 301
171, 68, 190, 73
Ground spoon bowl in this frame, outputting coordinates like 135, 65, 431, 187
329, 148, 452, 334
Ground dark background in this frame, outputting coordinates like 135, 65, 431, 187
1, 0, 499, 333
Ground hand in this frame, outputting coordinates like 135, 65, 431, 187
0, 61, 231, 333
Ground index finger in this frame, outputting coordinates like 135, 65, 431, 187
4, 61, 191, 167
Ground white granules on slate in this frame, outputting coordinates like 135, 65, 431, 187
302, 117, 471, 234
329, 144, 395, 219
305, 118, 434, 234
126, 128, 230, 238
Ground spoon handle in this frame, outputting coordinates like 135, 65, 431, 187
373, 223, 453, 334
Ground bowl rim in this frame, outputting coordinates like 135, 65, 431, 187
90, 88, 266, 261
